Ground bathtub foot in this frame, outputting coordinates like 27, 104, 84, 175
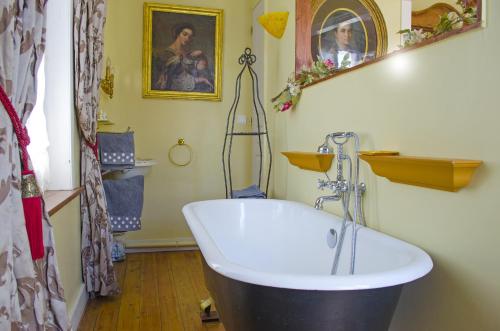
200, 297, 220, 323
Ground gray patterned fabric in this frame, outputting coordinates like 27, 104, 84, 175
74, 0, 119, 296
0, 0, 70, 329
103, 175, 144, 232
97, 132, 135, 170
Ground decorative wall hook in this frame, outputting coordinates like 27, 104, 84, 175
101, 58, 114, 98
258, 12, 289, 39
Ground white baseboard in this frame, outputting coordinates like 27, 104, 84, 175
69, 284, 88, 331
124, 237, 198, 253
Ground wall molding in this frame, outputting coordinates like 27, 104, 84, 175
70, 284, 88, 331
124, 237, 198, 253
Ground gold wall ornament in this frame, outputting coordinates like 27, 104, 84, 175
101, 58, 114, 98
142, 3, 223, 101
258, 12, 289, 39
360, 0, 388, 58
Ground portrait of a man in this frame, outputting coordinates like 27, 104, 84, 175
316, 10, 369, 69
296, 0, 387, 75
143, 4, 223, 100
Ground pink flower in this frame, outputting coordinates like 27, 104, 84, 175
281, 101, 293, 112
324, 58, 335, 69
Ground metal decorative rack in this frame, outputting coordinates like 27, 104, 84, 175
222, 48, 272, 199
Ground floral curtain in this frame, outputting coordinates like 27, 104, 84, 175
0, 0, 70, 330
73, 0, 119, 296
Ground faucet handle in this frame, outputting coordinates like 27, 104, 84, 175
318, 179, 329, 190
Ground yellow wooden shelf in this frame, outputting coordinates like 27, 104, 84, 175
359, 154, 482, 192
97, 119, 115, 132
359, 150, 400, 157
282, 151, 334, 172
97, 119, 114, 126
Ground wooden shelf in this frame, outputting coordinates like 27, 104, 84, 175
45, 187, 83, 216
97, 119, 115, 132
282, 151, 334, 172
359, 154, 482, 192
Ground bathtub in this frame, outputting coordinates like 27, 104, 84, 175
182, 199, 432, 331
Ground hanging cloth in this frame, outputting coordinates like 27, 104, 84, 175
0, 84, 44, 260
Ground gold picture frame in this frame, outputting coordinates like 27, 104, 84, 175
142, 3, 223, 101
296, 0, 387, 75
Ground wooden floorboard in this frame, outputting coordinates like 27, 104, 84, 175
140, 253, 162, 330
94, 258, 126, 331
157, 252, 184, 331
78, 251, 225, 331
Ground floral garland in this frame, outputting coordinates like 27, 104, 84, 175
399, 0, 478, 48
272, 56, 349, 112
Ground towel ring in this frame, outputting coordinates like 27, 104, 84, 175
168, 138, 192, 166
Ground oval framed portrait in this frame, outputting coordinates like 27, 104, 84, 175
296, 0, 387, 73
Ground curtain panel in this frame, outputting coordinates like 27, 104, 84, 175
0, 0, 70, 329
73, 0, 119, 296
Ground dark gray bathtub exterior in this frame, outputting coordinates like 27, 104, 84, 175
202, 258, 403, 331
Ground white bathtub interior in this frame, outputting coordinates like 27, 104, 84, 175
184, 199, 432, 290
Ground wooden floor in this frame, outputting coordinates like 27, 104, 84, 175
78, 251, 225, 331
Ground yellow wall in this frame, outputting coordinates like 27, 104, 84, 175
51, 197, 83, 323
413, 0, 461, 11
376, 0, 403, 52
102, 0, 254, 246
265, 0, 500, 329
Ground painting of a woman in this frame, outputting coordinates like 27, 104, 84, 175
143, 3, 223, 100
152, 23, 214, 92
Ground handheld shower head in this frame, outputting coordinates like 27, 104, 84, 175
317, 143, 333, 154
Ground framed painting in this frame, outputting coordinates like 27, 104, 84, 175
143, 3, 223, 101
296, 0, 387, 75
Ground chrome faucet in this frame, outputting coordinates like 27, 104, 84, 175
314, 194, 341, 210
315, 131, 366, 275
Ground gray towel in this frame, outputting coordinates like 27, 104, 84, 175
98, 132, 135, 170
103, 175, 144, 232
232, 185, 266, 199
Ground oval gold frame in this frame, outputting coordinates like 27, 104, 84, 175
318, 8, 370, 61
312, 0, 388, 59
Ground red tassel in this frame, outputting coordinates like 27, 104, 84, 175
21, 170, 45, 260
1, 85, 45, 260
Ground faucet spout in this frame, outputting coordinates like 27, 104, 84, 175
314, 194, 341, 210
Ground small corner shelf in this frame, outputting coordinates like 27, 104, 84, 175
359, 154, 482, 192
282, 151, 335, 172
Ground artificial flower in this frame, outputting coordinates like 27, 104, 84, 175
324, 58, 335, 70
281, 101, 292, 111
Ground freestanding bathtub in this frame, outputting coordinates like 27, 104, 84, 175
182, 199, 432, 331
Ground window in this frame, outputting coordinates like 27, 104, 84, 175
26, 0, 77, 191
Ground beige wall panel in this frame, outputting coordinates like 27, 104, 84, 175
266, 0, 499, 329
101, 0, 254, 243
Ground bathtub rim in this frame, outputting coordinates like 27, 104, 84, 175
182, 199, 433, 291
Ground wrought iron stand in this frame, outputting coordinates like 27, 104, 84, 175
222, 48, 272, 198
